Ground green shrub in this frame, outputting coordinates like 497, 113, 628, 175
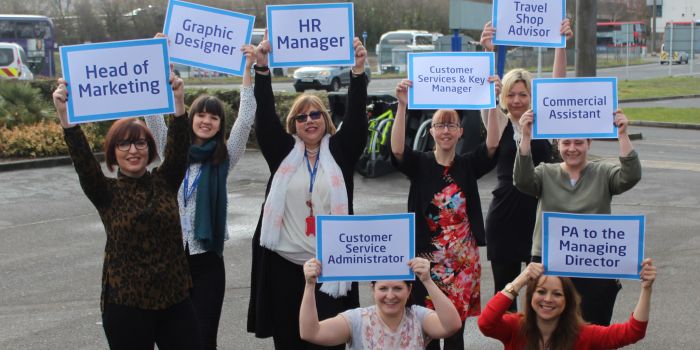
0, 81, 52, 128
0, 120, 103, 159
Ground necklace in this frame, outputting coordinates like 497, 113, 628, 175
305, 146, 319, 157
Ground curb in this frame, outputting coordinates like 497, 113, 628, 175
619, 94, 700, 103
629, 120, 700, 130
0, 153, 104, 173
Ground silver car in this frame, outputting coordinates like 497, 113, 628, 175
293, 66, 352, 92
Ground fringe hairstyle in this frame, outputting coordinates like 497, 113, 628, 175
189, 95, 228, 165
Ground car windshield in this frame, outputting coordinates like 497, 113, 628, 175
0, 48, 13, 66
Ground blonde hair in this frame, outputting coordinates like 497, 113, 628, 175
285, 94, 336, 135
500, 68, 533, 111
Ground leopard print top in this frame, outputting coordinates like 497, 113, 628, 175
64, 115, 192, 311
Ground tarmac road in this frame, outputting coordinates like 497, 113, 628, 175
1, 125, 699, 349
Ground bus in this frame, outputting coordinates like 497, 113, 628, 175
375, 30, 436, 74
597, 21, 646, 47
0, 15, 56, 77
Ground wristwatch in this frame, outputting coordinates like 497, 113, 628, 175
253, 64, 269, 72
503, 283, 519, 297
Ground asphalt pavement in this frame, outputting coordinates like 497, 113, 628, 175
1, 124, 699, 349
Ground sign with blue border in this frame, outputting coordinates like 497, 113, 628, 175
60, 38, 173, 124
543, 212, 645, 280
163, 0, 254, 76
492, 0, 566, 48
408, 52, 496, 110
267, 3, 355, 67
316, 213, 415, 282
532, 77, 618, 139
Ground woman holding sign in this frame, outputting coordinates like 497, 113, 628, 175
299, 257, 462, 349
513, 109, 642, 326
390, 76, 502, 350
144, 39, 257, 350
247, 34, 368, 349
52, 71, 201, 349
478, 260, 656, 349
480, 19, 573, 311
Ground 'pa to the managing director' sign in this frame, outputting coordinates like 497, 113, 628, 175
267, 3, 355, 67
60, 38, 173, 124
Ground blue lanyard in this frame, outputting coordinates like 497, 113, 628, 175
183, 166, 202, 207
305, 149, 320, 194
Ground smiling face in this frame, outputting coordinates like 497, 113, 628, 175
372, 281, 411, 318
429, 109, 463, 152
530, 276, 566, 322
286, 95, 335, 147
115, 133, 149, 177
558, 138, 591, 170
500, 68, 532, 119
192, 112, 221, 145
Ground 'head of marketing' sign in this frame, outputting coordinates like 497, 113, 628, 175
60, 38, 173, 124
267, 3, 355, 67
532, 77, 618, 139
492, 0, 566, 48
163, 0, 254, 76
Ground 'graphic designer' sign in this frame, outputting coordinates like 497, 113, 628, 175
317, 213, 415, 282
543, 212, 645, 280
408, 52, 495, 110
60, 38, 173, 124
532, 77, 618, 139
163, 0, 254, 76
267, 3, 355, 67
492, 0, 565, 47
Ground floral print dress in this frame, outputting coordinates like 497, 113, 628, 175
422, 167, 481, 321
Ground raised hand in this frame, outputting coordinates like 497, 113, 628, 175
614, 109, 629, 136
241, 44, 255, 69
303, 258, 322, 285
408, 257, 432, 283
488, 75, 502, 97
52, 78, 74, 128
395, 79, 412, 106
480, 21, 495, 52
519, 109, 534, 139
561, 18, 573, 40
255, 28, 270, 67
640, 258, 656, 289
352, 37, 367, 74
169, 65, 185, 116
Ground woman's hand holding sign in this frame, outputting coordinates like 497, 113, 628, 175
352, 37, 367, 75
480, 21, 495, 52
52, 78, 75, 129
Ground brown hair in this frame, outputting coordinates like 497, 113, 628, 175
520, 276, 584, 350
103, 118, 157, 172
431, 109, 461, 125
285, 94, 336, 135
189, 94, 228, 165
500, 68, 533, 111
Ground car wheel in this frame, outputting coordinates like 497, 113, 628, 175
327, 78, 340, 92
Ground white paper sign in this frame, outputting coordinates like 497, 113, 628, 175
543, 212, 645, 280
267, 3, 355, 67
532, 77, 618, 139
317, 214, 415, 282
60, 38, 173, 124
408, 52, 495, 110
492, 0, 565, 47
163, 0, 254, 76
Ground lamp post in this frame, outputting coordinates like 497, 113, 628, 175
682, 10, 696, 74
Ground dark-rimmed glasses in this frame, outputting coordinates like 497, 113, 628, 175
294, 111, 323, 123
116, 139, 148, 152
432, 123, 460, 131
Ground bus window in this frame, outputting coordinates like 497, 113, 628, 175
0, 21, 13, 39
414, 35, 432, 45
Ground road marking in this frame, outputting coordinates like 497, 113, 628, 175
598, 156, 700, 172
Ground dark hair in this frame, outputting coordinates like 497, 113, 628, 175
189, 94, 228, 165
370, 280, 416, 307
520, 276, 583, 350
103, 118, 157, 172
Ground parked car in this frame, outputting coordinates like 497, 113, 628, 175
660, 49, 689, 65
0, 42, 34, 80
293, 65, 371, 92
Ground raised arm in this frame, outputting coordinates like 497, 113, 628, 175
413, 258, 462, 339
299, 259, 352, 346
143, 33, 173, 159
608, 109, 641, 194
391, 79, 411, 162
513, 110, 542, 197
334, 37, 369, 163
633, 258, 656, 322
54, 78, 111, 209
157, 71, 190, 191
485, 75, 503, 158
226, 44, 257, 172
552, 19, 573, 78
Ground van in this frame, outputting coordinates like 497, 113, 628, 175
251, 28, 288, 77
375, 30, 437, 74
0, 42, 34, 80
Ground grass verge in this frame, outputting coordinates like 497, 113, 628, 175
619, 76, 700, 100
624, 107, 700, 124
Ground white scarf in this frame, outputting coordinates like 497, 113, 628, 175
260, 134, 351, 297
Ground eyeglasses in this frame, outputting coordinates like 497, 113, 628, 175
116, 139, 148, 152
432, 123, 460, 131
294, 111, 323, 123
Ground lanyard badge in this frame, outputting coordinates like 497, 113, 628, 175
305, 149, 319, 237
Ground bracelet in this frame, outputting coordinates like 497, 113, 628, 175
253, 65, 269, 72
351, 67, 363, 76
503, 283, 519, 297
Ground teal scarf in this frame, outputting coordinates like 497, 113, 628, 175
189, 140, 229, 256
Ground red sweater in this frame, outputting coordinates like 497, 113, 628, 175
478, 293, 647, 350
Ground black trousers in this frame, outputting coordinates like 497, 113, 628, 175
571, 277, 621, 326
102, 299, 201, 350
189, 251, 226, 350
491, 260, 528, 312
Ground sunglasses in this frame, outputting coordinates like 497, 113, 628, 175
294, 110, 323, 123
